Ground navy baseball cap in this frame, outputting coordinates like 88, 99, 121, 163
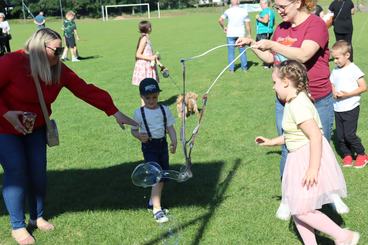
139, 78, 162, 95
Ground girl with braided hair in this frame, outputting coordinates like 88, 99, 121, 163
236, 0, 333, 178
255, 60, 359, 245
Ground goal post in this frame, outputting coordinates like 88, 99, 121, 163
104, 3, 150, 21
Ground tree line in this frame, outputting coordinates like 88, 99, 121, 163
3, 0, 207, 18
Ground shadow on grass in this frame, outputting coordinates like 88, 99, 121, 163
160, 95, 178, 107
289, 204, 345, 245
76, 55, 101, 60
143, 158, 243, 245
266, 150, 282, 156
234, 61, 259, 71
0, 160, 226, 220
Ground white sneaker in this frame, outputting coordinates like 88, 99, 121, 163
153, 210, 169, 223
331, 193, 350, 214
276, 201, 291, 220
72, 57, 80, 62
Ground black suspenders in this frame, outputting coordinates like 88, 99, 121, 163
140, 104, 167, 140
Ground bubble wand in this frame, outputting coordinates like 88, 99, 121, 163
131, 44, 253, 187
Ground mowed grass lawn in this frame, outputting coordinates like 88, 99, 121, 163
1, 8, 368, 245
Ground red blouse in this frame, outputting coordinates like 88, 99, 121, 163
0, 50, 119, 135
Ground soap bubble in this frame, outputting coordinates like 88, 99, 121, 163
131, 162, 192, 188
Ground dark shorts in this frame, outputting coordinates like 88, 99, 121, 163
256, 33, 272, 41
142, 138, 169, 181
65, 36, 76, 48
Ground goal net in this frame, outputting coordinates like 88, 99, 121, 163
103, 3, 151, 21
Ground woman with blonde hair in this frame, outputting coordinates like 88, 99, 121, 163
0, 28, 137, 244
236, 0, 333, 178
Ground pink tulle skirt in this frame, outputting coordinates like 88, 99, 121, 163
281, 137, 347, 215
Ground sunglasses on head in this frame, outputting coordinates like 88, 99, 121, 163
46, 46, 64, 56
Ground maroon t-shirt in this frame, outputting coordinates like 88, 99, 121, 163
272, 14, 331, 100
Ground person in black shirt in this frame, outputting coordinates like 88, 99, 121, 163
313, 4, 324, 17
329, 0, 355, 61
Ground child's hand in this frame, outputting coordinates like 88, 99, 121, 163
335, 91, 349, 99
139, 133, 149, 143
302, 168, 318, 190
255, 136, 272, 146
170, 142, 177, 154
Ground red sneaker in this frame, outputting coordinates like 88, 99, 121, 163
354, 154, 368, 169
342, 155, 353, 167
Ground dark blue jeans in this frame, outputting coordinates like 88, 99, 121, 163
276, 93, 334, 177
0, 127, 47, 229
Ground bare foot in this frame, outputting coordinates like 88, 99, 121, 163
30, 217, 55, 231
11, 228, 35, 245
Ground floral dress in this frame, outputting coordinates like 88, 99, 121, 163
132, 35, 159, 86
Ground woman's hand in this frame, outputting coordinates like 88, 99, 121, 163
113, 111, 138, 129
170, 142, 177, 154
302, 168, 319, 190
235, 37, 254, 47
252, 39, 274, 51
3, 111, 27, 134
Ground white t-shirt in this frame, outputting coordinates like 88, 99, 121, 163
132, 105, 175, 139
283, 92, 323, 152
330, 63, 365, 112
221, 6, 250, 37
0, 20, 10, 33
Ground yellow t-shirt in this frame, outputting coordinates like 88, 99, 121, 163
282, 92, 323, 152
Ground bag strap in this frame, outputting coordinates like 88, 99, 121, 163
32, 75, 53, 130
334, 0, 345, 21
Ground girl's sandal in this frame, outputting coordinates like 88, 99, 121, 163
29, 218, 55, 231
11, 228, 35, 245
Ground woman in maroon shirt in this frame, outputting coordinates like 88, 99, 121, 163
0, 28, 137, 244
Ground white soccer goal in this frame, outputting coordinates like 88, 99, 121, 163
103, 3, 152, 21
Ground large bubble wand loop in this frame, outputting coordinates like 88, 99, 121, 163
180, 43, 237, 62
179, 44, 253, 179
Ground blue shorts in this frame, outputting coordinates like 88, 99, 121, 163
142, 138, 169, 181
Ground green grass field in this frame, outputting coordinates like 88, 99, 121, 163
1, 8, 368, 245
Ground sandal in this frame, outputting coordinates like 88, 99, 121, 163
11, 228, 35, 245
29, 217, 55, 231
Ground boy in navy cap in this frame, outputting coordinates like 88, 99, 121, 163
131, 78, 177, 223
